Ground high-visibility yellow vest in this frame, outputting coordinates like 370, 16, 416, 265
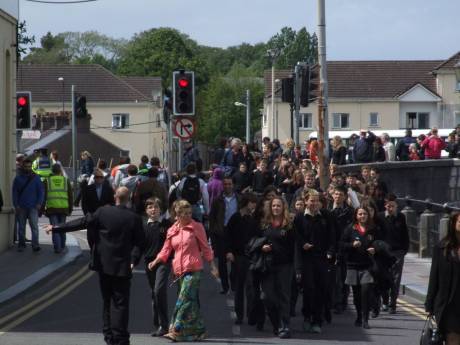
33, 157, 52, 180
46, 175, 69, 209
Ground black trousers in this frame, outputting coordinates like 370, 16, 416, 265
352, 283, 372, 321
247, 271, 265, 328
261, 263, 293, 329
98, 273, 131, 345
382, 251, 405, 308
145, 263, 170, 330
301, 256, 329, 326
233, 255, 253, 321
210, 233, 232, 291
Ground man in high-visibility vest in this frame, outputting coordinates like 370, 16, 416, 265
32, 148, 52, 181
44, 163, 73, 253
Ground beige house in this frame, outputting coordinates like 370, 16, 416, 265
263, 52, 460, 143
18, 65, 166, 165
0, 2, 18, 251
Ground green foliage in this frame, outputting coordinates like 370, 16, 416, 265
17, 21, 35, 58
267, 26, 318, 69
197, 65, 264, 144
23, 31, 127, 71
117, 28, 208, 87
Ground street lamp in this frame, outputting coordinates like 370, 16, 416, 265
234, 89, 251, 143
267, 48, 280, 139
58, 77, 65, 116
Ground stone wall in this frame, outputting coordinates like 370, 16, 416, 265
338, 159, 460, 204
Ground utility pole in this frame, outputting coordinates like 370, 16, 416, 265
294, 64, 301, 145
246, 89, 251, 144
71, 85, 77, 185
317, 0, 329, 189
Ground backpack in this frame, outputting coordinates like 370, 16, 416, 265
180, 177, 201, 205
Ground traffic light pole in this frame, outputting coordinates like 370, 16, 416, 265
317, 0, 329, 189
71, 85, 77, 185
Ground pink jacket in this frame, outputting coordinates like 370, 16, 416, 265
156, 220, 214, 276
421, 136, 446, 159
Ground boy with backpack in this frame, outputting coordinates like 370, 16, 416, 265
176, 163, 209, 222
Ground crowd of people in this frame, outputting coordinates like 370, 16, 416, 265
9, 129, 460, 345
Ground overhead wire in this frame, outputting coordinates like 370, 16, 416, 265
24, 0, 99, 4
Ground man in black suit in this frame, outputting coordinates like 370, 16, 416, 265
45, 187, 145, 345
81, 169, 115, 215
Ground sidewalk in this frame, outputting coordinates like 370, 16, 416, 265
401, 252, 432, 303
0, 224, 82, 305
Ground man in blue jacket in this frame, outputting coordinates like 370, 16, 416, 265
354, 129, 376, 163
12, 158, 44, 252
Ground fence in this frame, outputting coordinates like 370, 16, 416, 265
397, 196, 460, 258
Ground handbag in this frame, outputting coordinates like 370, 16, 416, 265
420, 316, 444, 345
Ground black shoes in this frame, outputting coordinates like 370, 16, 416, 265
362, 321, 371, 329
32, 246, 41, 252
389, 307, 396, 314
219, 289, 229, 295
151, 326, 167, 337
371, 308, 380, 318
234, 319, 242, 325
354, 318, 362, 327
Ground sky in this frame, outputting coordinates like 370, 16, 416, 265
19, 0, 460, 61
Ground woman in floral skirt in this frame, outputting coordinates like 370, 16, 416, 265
148, 200, 218, 341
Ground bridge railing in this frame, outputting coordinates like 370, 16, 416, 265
397, 196, 460, 258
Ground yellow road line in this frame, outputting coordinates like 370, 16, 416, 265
0, 270, 93, 336
397, 298, 427, 320
0, 265, 91, 331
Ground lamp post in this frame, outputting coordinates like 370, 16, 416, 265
267, 48, 280, 139
58, 77, 65, 115
234, 89, 251, 143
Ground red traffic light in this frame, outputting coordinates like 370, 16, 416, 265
18, 96, 27, 107
178, 78, 189, 88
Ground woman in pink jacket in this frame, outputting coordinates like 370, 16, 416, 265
148, 200, 218, 342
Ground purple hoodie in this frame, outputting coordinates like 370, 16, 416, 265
207, 168, 224, 209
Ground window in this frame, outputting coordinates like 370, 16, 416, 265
298, 113, 312, 129
332, 113, 349, 129
406, 112, 429, 129
369, 112, 379, 127
112, 113, 129, 129
456, 79, 460, 92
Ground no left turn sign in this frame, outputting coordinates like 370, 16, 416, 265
173, 117, 195, 140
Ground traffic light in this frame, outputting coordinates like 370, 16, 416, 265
16, 91, 32, 129
74, 95, 87, 118
300, 65, 319, 107
173, 70, 195, 116
281, 77, 294, 104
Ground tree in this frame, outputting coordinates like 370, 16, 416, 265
117, 28, 208, 87
266, 26, 318, 69
17, 21, 35, 58
23, 31, 127, 71
197, 65, 264, 144
23, 32, 71, 64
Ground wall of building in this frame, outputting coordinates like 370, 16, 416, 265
399, 101, 439, 128
437, 72, 460, 127
264, 98, 400, 143
31, 102, 167, 165
0, 9, 18, 252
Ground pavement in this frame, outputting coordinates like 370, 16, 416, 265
0, 214, 431, 308
0, 215, 82, 306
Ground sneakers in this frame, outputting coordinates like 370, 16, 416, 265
382, 304, 389, 312
279, 328, 291, 339
310, 324, 322, 334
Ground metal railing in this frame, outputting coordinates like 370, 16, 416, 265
397, 196, 460, 257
